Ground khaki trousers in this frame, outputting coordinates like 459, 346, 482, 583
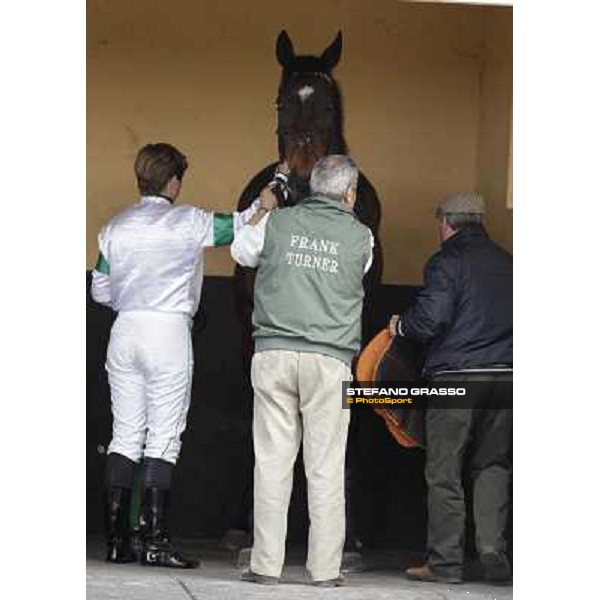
250, 349, 351, 581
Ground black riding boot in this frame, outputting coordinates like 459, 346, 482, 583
140, 487, 199, 569
105, 487, 138, 563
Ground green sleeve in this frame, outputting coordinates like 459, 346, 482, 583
213, 213, 234, 247
94, 252, 110, 275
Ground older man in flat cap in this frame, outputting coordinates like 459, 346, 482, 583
389, 193, 512, 584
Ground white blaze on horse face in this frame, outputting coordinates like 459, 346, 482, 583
298, 85, 314, 103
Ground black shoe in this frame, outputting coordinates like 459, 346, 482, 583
142, 542, 199, 569
480, 552, 511, 583
139, 487, 199, 569
240, 569, 279, 585
105, 487, 138, 564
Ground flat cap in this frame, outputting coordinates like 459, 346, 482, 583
436, 192, 485, 217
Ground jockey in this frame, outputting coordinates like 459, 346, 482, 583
91, 142, 277, 568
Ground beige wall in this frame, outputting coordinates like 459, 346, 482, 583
476, 6, 513, 252
87, 0, 512, 284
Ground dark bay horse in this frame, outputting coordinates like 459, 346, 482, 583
226, 32, 383, 563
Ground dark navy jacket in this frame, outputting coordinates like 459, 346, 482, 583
401, 224, 512, 376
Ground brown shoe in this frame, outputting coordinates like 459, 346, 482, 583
240, 569, 279, 585
312, 575, 345, 588
405, 564, 462, 584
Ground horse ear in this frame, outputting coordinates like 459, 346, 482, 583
276, 30, 295, 68
320, 31, 342, 70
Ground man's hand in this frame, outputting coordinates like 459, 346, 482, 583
247, 187, 276, 226
389, 315, 400, 337
258, 186, 278, 211
274, 160, 290, 176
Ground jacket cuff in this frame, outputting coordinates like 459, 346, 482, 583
396, 318, 405, 337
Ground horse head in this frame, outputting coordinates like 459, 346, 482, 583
275, 30, 348, 204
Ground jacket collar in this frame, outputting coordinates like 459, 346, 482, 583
301, 193, 354, 215
140, 195, 173, 206
442, 223, 489, 249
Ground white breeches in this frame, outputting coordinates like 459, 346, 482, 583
106, 311, 193, 464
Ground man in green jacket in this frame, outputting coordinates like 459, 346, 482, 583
231, 155, 373, 587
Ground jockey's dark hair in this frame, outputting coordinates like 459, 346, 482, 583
134, 143, 188, 195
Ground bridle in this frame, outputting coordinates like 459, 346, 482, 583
277, 70, 337, 107
274, 70, 340, 207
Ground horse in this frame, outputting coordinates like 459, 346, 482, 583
227, 31, 383, 564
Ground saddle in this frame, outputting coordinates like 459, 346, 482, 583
355, 329, 425, 448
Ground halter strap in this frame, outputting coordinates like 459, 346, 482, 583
286, 70, 334, 87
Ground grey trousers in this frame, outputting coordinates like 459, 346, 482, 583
425, 373, 512, 578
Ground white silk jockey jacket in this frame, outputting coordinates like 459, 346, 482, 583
91, 195, 258, 316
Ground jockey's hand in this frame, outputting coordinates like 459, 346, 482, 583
258, 186, 278, 211
389, 315, 400, 338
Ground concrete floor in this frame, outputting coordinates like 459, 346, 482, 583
87, 537, 513, 600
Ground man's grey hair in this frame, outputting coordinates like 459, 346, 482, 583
442, 212, 483, 229
310, 155, 359, 200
